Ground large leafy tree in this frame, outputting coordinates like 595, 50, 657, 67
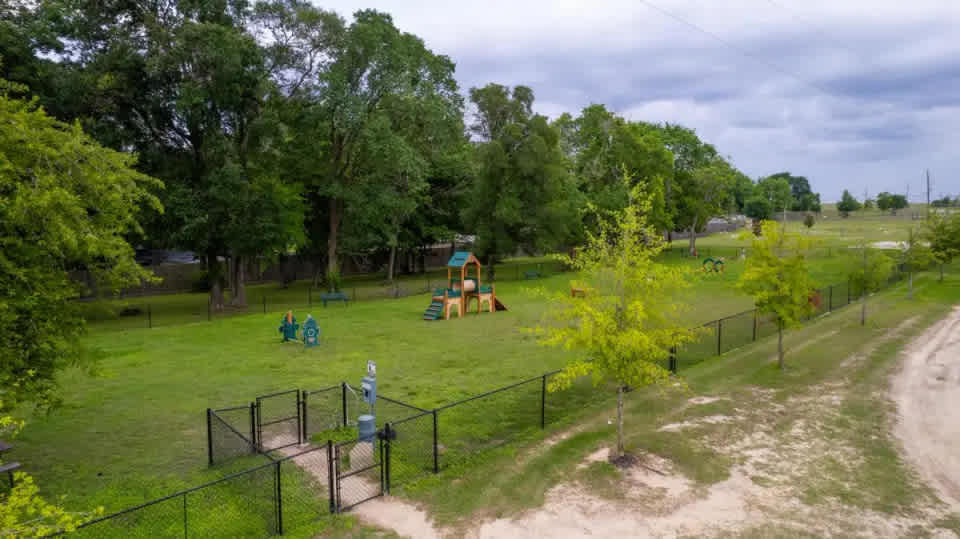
877, 191, 908, 215
289, 9, 463, 279
555, 105, 672, 237
738, 221, 818, 369
465, 83, 578, 273
757, 175, 793, 221
766, 172, 821, 212
0, 84, 155, 534
658, 124, 731, 254
923, 211, 960, 282
836, 189, 861, 217
535, 175, 697, 458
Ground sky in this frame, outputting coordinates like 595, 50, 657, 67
316, 0, 960, 202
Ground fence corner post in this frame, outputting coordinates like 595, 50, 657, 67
300, 391, 308, 444
540, 375, 547, 429
432, 409, 439, 474
206, 408, 213, 466
341, 382, 348, 427
275, 460, 283, 535
297, 390, 304, 446
249, 402, 257, 453
327, 439, 336, 514
384, 423, 392, 495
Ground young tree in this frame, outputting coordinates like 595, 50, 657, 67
901, 227, 933, 298
738, 221, 818, 369
877, 192, 909, 215
836, 189, 861, 217
766, 172, 821, 212
848, 244, 894, 326
803, 213, 815, 229
534, 176, 697, 458
923, 212, 960, 282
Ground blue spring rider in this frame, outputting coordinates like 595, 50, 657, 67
302, 315, 320, 347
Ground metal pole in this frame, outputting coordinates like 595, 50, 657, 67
327, 440, 336, 514
206, 409, 213, 466
301, 392, 308, 443
341, 383, 348, 427
717, 319, 722, 355
540, 375, 547, 429
669, 346, 677, 374
752, 311, 758, 341
297, 390, 303, 446
251, 402, 259, 452
384, 424, 392, 494
183, 493, 187, 539
275, 461, 283, 535
432, 409, 439, 473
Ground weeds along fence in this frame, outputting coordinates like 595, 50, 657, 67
75, 260, 568, 332
669, 266, 909, 370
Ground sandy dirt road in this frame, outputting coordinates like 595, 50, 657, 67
894, 306, 960, 508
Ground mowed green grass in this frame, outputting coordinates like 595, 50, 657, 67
15, 221, 940, 527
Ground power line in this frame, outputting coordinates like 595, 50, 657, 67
635, 0, 836, 97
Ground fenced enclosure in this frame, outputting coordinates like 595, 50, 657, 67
66, 262, 928, 537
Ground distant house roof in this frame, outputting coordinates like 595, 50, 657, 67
447, 251, 481, 268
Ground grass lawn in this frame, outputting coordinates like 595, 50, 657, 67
14, 217, 956, 536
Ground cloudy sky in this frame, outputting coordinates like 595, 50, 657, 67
318, 0, 959, 202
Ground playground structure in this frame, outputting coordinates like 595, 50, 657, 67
701, 257, 726, 273
423, 251, 506, 320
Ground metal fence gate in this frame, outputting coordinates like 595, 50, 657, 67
334, 437, 383, 511
256, 389, 302, 452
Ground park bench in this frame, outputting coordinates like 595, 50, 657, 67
571, 287, 586, 298
0, 440, 18, 488
523, 269, 541, 280
318, 291, 349, 307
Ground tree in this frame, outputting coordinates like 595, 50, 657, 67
534, 175, 697, 458
757, 175, 793, 221
766, 172, 821, 212
923, 212, 960, 282
465, 84, 578, 273
877, 192, 908, 215
901, 227, 933, 298
744, 195, 773, 235
836, 189, 861, 217
0, 82, 154, 534
803, 213, 815, 229
863, 198, 875, 210
848, 244, 894, 325
728, 170, 756, 214
738, 221, 818, 369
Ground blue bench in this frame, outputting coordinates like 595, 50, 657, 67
318, 291, 350, 307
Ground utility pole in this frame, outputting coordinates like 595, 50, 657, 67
926, 169, 931, 219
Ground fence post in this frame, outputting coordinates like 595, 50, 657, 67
147, 304, 152, 329
432, 409, 439, 474
327, 440, 336, 514
829, 285, 833, 312
669, 346, 677, 374
717, 319, 722, 355
752, 310, 758, 342
540, 375, 547, 429
341, 383, 348, 427
383, 423, 392, 494
297, 390, 303, 446
275, 461, 283, 535
249, 402, 257, 453
301, 391, 308, 443
206, 408, 213, 466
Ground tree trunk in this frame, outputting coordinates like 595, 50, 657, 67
616, 384, 625, 457
387, 244, 397, 283
777, 323, 784, 369
327, 198, 341, 278
208, 255, 224, 312
487, 255, 496, 281
908, 271, 913, 298
230, 255, 247, 308
688, 226, 697, 256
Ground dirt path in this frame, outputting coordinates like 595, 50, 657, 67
893, 306, 960, 509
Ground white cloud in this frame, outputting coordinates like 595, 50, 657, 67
315, 0, 960, 201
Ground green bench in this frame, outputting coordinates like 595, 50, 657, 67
523, 269, 541, 280
318, 291, 350, 307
